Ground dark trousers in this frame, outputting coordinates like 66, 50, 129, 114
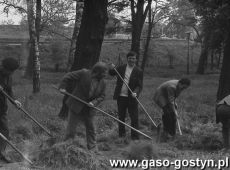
65, 107, 96, 150
0, 113, 9, 153
117, 96, 139, 140
162, 104, 176, 136
216, 104, 230, 148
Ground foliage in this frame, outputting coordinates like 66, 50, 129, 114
0, 0, 78, 40
108, 0, 130, 13
164, 0, 198, 39
189, 0, 230, 50
49, 40, 68, 64
105, 13, 122, 35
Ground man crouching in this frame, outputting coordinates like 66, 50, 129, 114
58, 62, 108, 152
153, 78, 191, 142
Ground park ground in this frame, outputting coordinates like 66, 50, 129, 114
0, 64, 228, 170
0, 39, 225, 170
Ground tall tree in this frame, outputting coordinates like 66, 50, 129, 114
196, 30, 210, 74
190, 0, 230, 99
130, 0, 152, 65
71, 0, 108, 70
26, 0, 41, 93
217, 32, 230, 100
67, 1, 82, 71
141, 0, 171, 71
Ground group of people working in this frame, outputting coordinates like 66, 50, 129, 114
0, 51, 229, 163
57, 51, 191, 152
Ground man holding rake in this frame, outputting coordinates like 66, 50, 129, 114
153, 78, 191, 142
109, 51, 143, 141
58, 62, 108, 152
0, 58, 21, 163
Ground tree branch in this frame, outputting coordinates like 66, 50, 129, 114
42, 26, 72, 41
108, 0, 118, 5
0, 1, 27, 14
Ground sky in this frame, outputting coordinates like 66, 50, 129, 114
0, 6, 22, 25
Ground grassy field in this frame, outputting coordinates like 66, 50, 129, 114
0, 37, 223, 170
1, 65, 226, 170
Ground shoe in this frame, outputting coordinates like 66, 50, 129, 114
0, 153, 12, 163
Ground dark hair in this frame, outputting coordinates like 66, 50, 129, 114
179, 78, 191, 86
2, 57, 19, 71
91, 62, 107, 75
126, 51, 137, 58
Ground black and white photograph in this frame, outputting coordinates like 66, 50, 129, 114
0, 0, 230, 169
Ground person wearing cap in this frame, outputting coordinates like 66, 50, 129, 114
109, 51, 143, 140
0, 57, 22, 163
58, 62, 108, 151
216, 95, 230, 149
153, 78, 191, 142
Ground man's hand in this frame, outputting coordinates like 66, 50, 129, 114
108, 63, 115, 69
131, 92, 137, 98
0, 85, 3, 91
14, 100, 22, 108
88, 102, 94, 107
59, 88, 67, 94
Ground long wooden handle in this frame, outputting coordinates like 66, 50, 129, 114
0, 89, 52, 137
177, 119, 182, 135
0, 133, 33, 165
113, 66, 158, 127
53, 85, 152, 140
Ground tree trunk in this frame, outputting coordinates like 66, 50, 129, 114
26, 0, 40, 93
130, 0, 152, 65
196, 36, 209, 74
210, 49, 214, 70
141, 6, 153, 71
217, 32, 230, 101
24, 43, 34, 78
35, 0, 41, 42
191, 46, 194, 64
71, 0, 108, 71
217, 49, 221, 68
24, 1, 34, 79
67, 2, 81, 71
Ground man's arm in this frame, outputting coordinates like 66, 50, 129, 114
167, 86, 178, 117
108, 64, 122, 76
90, 80, 106, 107
59, 70, 82, 90
0, 77, 22, 108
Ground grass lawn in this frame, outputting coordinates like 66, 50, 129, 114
1, 66, 226, 170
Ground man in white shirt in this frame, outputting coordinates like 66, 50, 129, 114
109, 51, 143, 140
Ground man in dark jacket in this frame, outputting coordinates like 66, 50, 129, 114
59, 62, 107, 151
0, 58, 21, 163
109, 51, 143, 140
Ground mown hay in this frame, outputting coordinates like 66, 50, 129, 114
174, 122, 222, 150
128, 140, 158, 160
37, 141, 109, 170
